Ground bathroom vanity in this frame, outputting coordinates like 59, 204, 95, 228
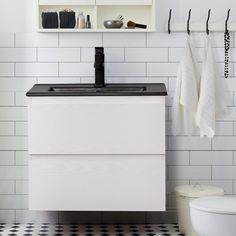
27, 83, 167, 211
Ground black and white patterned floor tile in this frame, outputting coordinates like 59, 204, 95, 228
0, 223, 184, 236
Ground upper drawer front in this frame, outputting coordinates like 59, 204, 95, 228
28, 97, 165, 155
39, 0, 95, 5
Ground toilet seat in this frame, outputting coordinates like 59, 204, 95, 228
190, 196, 236, 214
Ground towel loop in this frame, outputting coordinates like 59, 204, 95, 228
206, 9, 211, 35
225, 9, 230, 34
168, 9, 172, 34
187, 9, 191, 35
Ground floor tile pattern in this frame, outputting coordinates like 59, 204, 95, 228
0, 224, 184, 236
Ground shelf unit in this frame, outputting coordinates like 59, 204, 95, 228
38, 0, 156, 33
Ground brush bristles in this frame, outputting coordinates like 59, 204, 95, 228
127, 21, 136, 27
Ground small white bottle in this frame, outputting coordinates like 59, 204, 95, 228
77, 12, 86, 29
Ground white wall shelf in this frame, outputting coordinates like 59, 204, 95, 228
38, 28, 155, 33
38, 0, 156, 33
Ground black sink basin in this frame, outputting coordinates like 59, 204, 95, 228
26, 84, 168, 97
50, 86, 146, 93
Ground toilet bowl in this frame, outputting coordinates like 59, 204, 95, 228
190, 196, 236, 236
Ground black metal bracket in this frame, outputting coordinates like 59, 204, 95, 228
206, 9, 211, 35
225, 9, 230, 34
187, 9, 191, 35
168, 9, 172, 34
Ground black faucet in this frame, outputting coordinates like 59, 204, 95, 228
94, 47, 105, 87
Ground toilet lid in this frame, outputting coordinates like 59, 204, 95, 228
190, 196, 236, 214
174, 185, 224, 198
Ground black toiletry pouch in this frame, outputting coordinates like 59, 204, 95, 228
59, 11, 76, 28
42, 12, 58, 29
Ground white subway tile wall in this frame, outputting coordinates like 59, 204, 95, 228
38, 48, 81, 62
0, 31, 235, 223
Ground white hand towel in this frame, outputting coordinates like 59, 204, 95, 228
196, 36, 229, 138
172, 36, 200, 135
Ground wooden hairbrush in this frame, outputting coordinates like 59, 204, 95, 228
127, 21, 147, 29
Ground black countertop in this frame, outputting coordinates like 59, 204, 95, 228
26, 83, 168, 97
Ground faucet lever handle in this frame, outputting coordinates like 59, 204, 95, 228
95, 47, 104, 54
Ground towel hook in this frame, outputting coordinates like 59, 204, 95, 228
187, 9, 191, 35
168, 9, 172, 34
225, 9, 230, 34
206, 9, 211, 35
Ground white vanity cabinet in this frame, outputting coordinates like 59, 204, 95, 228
28, 92, 166, 211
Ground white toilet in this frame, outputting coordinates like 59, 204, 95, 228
190, 196, 236, 236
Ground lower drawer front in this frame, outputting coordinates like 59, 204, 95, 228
29, 155, 166, 211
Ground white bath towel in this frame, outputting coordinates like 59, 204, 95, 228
172, 36, 200, 135
196, 36, 229, 138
